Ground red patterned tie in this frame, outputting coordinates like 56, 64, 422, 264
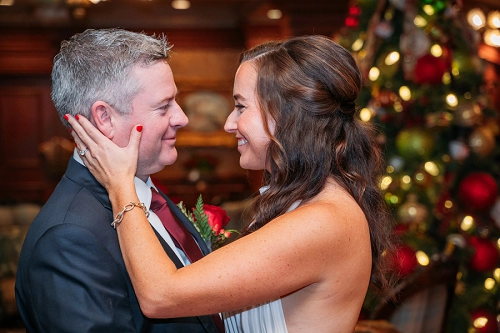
150, 189, 225, 333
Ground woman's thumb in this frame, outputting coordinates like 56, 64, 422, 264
128, 125, 143, 151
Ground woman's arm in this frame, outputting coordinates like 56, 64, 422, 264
66, 114, 357, 318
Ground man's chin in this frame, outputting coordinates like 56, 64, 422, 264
161, 149, 178, 166
139, 158, 177, 175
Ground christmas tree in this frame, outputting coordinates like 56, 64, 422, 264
338, 0, 500, 332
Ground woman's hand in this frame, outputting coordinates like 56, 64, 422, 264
65, 114, 142, 194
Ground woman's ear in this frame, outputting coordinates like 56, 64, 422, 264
90, 101, 115, 139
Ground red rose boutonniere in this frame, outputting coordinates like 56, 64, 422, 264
177, 195, 238, 250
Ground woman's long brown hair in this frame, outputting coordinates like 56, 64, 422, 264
239, 35, 394, 293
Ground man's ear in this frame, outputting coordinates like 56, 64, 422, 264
90, 101, 115, 139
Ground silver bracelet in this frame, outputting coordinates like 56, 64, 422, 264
111, 202, 149, 229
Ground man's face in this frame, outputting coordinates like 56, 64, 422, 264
113, 61, 188, 180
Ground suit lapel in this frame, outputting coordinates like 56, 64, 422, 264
151, 227, 185, 269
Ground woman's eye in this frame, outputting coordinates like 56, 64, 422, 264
235, 104, 245, 114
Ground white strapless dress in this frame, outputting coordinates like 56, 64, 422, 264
223, 189, 300, 333
223, 299, 288, 333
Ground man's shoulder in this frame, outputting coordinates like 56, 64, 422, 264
21, 177, 114, 254
17, 168, 121, 262
39, 178, 110, 223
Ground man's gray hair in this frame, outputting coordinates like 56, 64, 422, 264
51, 28, 172, 125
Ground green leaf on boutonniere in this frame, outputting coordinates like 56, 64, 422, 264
192, 195, 213, 243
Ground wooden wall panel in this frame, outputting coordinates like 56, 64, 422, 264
0, 89, 44, 202
0, 32, 59, 75
0, 82, 65, 204
1, 93, 42, 161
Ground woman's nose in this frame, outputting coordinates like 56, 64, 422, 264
224, 110, 237, 133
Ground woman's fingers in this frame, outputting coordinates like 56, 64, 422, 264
66, 115, 101, 173
67, 114, 113, 166
66, 114, 102, 151
71, 129, 85, 154
65, 113, 143, 189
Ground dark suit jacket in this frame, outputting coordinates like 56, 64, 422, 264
15, 157, 220, 333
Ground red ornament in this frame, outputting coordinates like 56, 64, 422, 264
345, 17, 359, 28
413, 54, 448, 85
470, 308, 498, 333
393, 223, 409, 237
348, 5, 361, 16
469, 236, 499, 272
458, 172, 498, 213
391, 245, 418, 278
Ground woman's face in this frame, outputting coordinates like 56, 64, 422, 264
224, 61, 274, 171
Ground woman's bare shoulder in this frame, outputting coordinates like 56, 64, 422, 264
261, 185, 369, 269
285, 179, 367, 232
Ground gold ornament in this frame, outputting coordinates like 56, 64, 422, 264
482, 118, 500, 136
469, 126, 496, 157
453, 102, 482, 127
398, 193, 429, 226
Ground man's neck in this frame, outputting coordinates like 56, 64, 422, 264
136, 174, 149, 182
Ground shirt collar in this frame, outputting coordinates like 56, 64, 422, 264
135, 177, 154, 210
73, 148, 85, 166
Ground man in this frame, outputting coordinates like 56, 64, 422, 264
15, 28, 223, 333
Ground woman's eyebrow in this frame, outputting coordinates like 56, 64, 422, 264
233, 94, 246, 101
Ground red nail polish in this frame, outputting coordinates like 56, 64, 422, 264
75, 115, 79, 120
64, 115, 69, 121
69, 128, 72, 133
136, 125, 143, 132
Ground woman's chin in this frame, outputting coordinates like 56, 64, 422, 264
239, 159, 264, 171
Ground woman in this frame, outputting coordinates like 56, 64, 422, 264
67, 35, 393, 333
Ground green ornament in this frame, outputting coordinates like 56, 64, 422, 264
396, 128, 435, 160
434, 0, 446, 11
452, 51, 476, 74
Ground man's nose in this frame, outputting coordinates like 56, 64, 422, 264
172, 103, 189, 128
